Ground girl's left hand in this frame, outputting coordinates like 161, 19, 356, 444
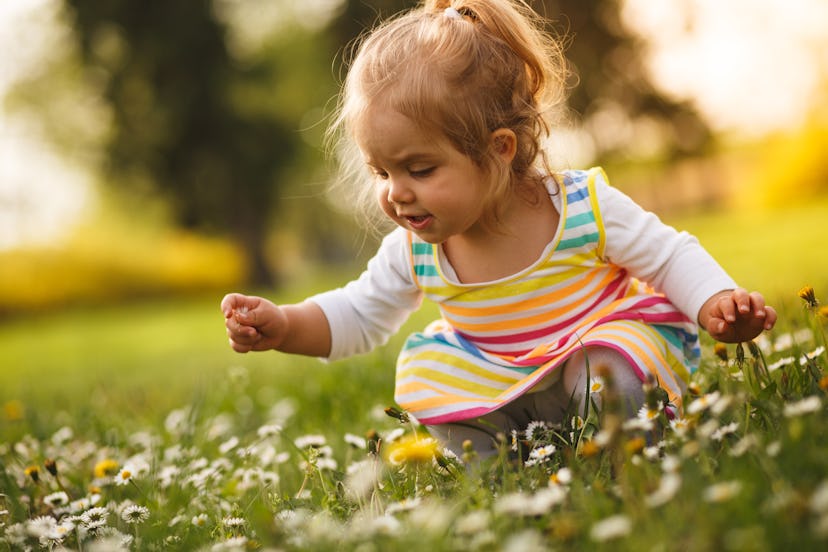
700, 288, 777, 343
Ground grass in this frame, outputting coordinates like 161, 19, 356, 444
0, 283, 827, 550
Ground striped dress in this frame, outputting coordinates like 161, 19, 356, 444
394, 168, 699, 425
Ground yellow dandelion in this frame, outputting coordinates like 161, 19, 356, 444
24, 465, 40, 483
384, 434, 439, 465
579, 440, 601, 458
624, 436, 646, 455
799, 286, 818, 308
93, 459, 119, 479
713, 343, 728, 363
819, 306, 828, 319
3, 400, 24, 421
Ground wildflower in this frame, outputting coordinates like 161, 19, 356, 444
294, 434, 327, 449
386, 497, 422, 515
527, 444, 556, 464
549, 467, 573, 487
113, 464, 136, 486
703, 480, 743, 503
344, 433, 367, 449
624, 436, 646, 455
645, 473, 682, 508
637, 403, 663, 422
94, 458, 119, 479
687, 391, 721, 415
579, 440, 601, 458
80, 506, 110, 529
121, 505, 150, 524
257, 424, 282, 438
3, 399, 25, 421
223, 516, 246, 528
687, 381, 702, 395
24, 465, 39, 483
26, 515, 57, 538
44, 458, 58, 477
711, 422, 739, 441
384, 427, 406, 442
819, 305, 828, 319
455, 510, 491, 535
669, 417, 692, 437
809, 480, 828, 514
524, 420, 550, 441
783, 395, 822, 417
713, 342, 729, 363
494, 487, 567, 516
590, 514, 632, 542
192, 513, 209, 527
502, 529, 547, 552
800, 346, 826, 365
43, 491, 69, 508
589, 376, 605, 394
799, 285, 818, 308
218, 436, 239, 454
385, 434, 439, 465
768, 356, 795, 372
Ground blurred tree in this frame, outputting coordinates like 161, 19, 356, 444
65, 0, 302, 286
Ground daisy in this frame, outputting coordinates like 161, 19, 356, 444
344, 433, 367, 449
687, 391, 722, 415
121, 504, 150, 524
645, 473, 682, 508
294, 434, 327, 449
223, 516, 246, 528
549, 467, 573, 487
527, 444, 556, 464
524, 420, 550, 441
43, 491, 69, 508
588, 376, 605, 394
711, 422, 739, 441
26, 515, 57, 538
80, 506, 110, 529
257, 424, 282, 438
703, 480, 743, 503
590, 514, 632, 541
783, 396, 822, 418
113, 464, 136, 486
192, 513, 209, 527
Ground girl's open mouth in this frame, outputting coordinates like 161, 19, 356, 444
405, 214, 432, 230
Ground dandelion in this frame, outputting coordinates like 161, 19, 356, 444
784, 396, 822, 417
113, 464, 136, 486
94, 458, 119, 479
385, 434, 439, 465
590, 514, 632, 542
24, 465, 40, 483
799, 285, 818, 308
121, 505, 150, 524
588, 376, 605, 394
80, 506, 110, 529
703, 480, 743, 503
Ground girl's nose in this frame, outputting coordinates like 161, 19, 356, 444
386, 177, 414, 204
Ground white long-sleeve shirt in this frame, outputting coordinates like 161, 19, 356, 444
311, 172, 736, 361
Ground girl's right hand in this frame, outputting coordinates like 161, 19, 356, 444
221, 293, 289, 353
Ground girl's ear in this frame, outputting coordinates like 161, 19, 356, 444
490, 128, 517, 164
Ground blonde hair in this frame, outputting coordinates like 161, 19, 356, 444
327, 0, 569, 234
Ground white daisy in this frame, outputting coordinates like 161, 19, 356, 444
121, 505, 150, 524
590, 514, 632, 541
113, 464, 136, 486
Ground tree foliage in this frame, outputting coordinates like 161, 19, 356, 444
63, 0, 710, 286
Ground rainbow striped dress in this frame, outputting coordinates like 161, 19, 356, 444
394, 168, 699, 425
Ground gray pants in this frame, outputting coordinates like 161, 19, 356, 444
426, 346, 648, 460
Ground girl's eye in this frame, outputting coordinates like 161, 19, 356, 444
410, 167, 435, 178
372, 169, 389, 180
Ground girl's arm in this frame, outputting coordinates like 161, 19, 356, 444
595, 171, 775, 342
221, 295, 332, 357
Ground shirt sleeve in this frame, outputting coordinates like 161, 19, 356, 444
308, 227, 423, 361
594, 170, 737, 324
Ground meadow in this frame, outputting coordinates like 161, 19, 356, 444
1, 201, 828, 551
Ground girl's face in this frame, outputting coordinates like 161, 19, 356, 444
356, 107, 490, 245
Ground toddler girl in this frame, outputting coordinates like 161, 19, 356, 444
222, 0, 776, 458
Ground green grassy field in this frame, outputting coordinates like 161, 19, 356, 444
1, 199, 827, 550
